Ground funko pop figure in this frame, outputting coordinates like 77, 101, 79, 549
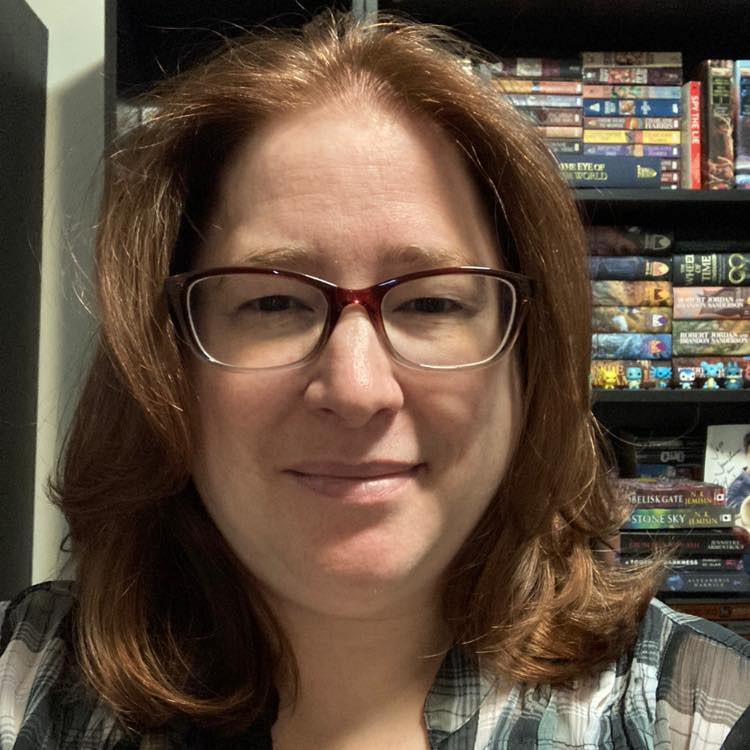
678, 367, 696, 389
700, 361, 723, 389
649, 365, 672, 389
625, 366, 642, 390
725, 361, 743, 390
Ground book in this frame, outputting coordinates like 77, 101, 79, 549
619, 530, 746, 556
489, 58, 582, 79
672, 321, 750, 356
666, 598, 750, 620
635, 464, 701, 480
700, 59, 734, 189
590, 359, 659, 389
676, 240, 750, 253
583, 67, 682, 85
546, 139, 583, 154
660, 570, 750, 594
591, 307, 671, 332
507, 93, 582, 108
536, 125, 583, 139
622, 506, 735, 530
673, 287, 750, 319
672, 254, 750, 286
520, 107, 582, 125
583, 116, 680, 130
582, 52, 683, 68
558, 155, 664, 187
494, 79, 582, 94
583, 143, 680, 157
591, 280, 673, 305
587, 227, 674, 255
704, 425, 750, 518
735, 61, 750, 186
591, 333, 671, 359
583, 130, 681, 144
621, 555, 744, 571
616, 477, 727, 507
588, 256, 671, 281
583, 99, 681, 117
582, 85, 681, 99
680, 81, 702, 189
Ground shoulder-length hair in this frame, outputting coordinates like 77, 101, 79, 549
53, 9, 661, 736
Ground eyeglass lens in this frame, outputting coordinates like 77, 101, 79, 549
187, 273, 516, 369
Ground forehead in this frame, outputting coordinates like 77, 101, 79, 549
198, 98, 501, 278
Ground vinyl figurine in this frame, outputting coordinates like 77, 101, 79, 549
725, 361, 743, 390
600, 365, 619, 389
700, 361, 723, 389
678, 367, 696, 390
649, 365, 672, 389
625, 366, 642, 390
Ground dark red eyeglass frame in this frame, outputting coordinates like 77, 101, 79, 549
164, 265, 534, 371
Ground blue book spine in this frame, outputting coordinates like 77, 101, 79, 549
583, 98, 682, 116
558, 156, 662, 187
583, 144, 680, 157
592, 333, 672, 359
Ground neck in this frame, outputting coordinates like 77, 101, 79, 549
269, 592, 449, 749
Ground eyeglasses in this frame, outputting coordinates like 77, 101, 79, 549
165, 266, 533, 371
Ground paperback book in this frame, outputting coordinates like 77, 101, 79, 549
558, 156, 664, 187
660, 570, 750, 594
622, 506, 735, 530
616, 477, 726, 507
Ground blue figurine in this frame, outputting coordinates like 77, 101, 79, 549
625, 365, 642, 390
700, 360, 723, 389
678, 367, 696, 389
649, 365, 672, 389
725, 361, 743, 389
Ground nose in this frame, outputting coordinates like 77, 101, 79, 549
303, 305, 404, 427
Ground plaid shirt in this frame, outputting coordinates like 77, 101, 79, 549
2, 580, 750, 748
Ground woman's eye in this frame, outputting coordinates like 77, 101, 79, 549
399, 297, 464, 314
240, 295, 308, 313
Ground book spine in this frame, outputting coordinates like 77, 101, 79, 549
536, 125, 583, 139
673, 287, 750, 319
735, 61, 750, 183
587, 227, 675, 254
583, 67, 682, 85
582, 52, 683, 68
584, 116, 680, 130
680, 82, 699, 188
493, 58, 582, 78
583, 143, 680, 157
700, 60, 734, 189
625, 491, 727, 507
622, 506, 735, 530
660, 571, 750, 594
520, 107, 582, 125
591, 333, 672, 359
621, 556, 744, 571
591, 280, 673, 306
583, 130, 681, 144
583, 99, 681, 117
545, 139, 583, 154
558, 155, 664, 187
588, 256, 672, 280
582, 84, 681, 99
619, 531, 745, 556
591, 306, 672, 332
672, 254, 750, 285
672, 321, 750, 356
495, 79, 583, 94
507, 93, 582, 108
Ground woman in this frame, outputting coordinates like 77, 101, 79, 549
2, 10, 749, 749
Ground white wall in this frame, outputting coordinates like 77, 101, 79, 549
24, 0, 106, 583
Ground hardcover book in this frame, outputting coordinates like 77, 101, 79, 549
672, 253, 750, 286
703, 424, 750, 520
591, 333, 671, 359
583, 99, 681, 117
700, 59, 734, 189
588, 256, 671, 281
587, 227, 674, 255
616, 477, 727, 507
735, 60, 750, 187
558, 156, 663, 187
622, 506, 735, 530
673, 287, 750, 319
680, 81, 702, 189
591, 306, 672, 332
672, 321, 750, 356
620, 555, 744, 571
659, 570, 750, 594
619, 529, 746, 556
590, 280, 673, 306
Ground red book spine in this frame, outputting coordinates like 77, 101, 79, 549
686, 81, 702, 188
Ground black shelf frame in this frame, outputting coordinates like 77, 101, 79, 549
593, 390, 750, 404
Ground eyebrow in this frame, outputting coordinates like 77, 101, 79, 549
236, 243, 478, 270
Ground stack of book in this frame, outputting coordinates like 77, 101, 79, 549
486, 57, 584, 157
564, 51, 683, 188
617, 477, 750, 596
671, 241, 750, 387
588, 226, 674, 388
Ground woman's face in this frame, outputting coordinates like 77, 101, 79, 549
190, 99, 522, 619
